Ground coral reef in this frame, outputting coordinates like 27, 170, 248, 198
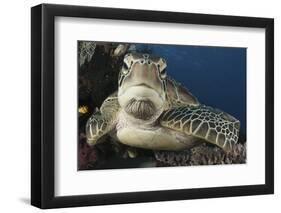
154, 142, 246, 167
78, 41, 129, 170
78, 138, 98, 170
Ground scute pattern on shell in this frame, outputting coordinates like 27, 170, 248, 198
166, 77, 199, 107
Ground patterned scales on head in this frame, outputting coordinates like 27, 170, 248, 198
86, 53, 240, 153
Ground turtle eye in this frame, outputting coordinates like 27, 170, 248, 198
160, 68, 167, 79
122, 62, 129, 74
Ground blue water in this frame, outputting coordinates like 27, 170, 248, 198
135, 44, 246, 135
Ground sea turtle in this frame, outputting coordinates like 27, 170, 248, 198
86, 53, 240, 153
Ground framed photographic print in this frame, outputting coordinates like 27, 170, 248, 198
31, 3, 274, 209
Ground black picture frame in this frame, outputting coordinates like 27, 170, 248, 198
31, 3, 274, 209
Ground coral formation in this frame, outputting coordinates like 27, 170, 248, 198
154, 142, 246, 167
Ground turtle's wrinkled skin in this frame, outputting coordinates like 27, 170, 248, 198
86, 53, 240, 152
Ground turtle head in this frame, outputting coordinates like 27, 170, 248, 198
118, 53, 168, 120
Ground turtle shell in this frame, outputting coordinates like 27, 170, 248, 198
166, 77, 199, 107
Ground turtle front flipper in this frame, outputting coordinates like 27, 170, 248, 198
86, 110, 111, 145
86, 94, 120, 145
160, 105, 240, 152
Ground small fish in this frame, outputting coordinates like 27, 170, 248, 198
79, 105, 89, 114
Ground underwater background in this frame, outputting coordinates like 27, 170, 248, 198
78, 41, 246, 170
